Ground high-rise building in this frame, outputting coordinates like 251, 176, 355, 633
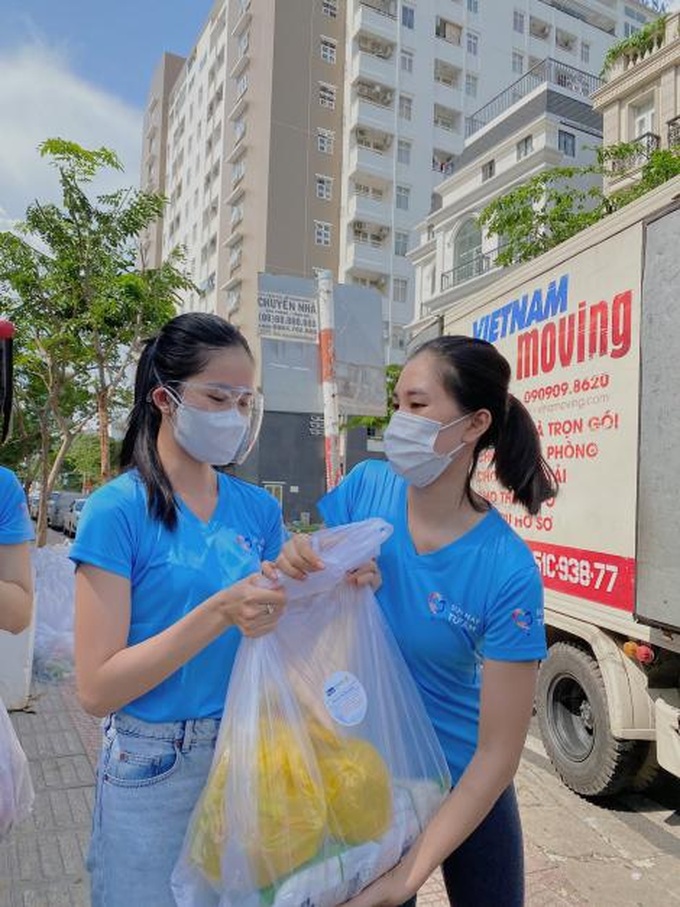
142, 0, 657, 362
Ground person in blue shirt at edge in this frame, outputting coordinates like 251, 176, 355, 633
70, 312, 291, 907
0, 466, 34, 635
0, 324, 35, 635
276, 335, 558, 907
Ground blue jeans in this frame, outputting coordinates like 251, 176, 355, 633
401, 786, 524, 907
88, 712, 220, 907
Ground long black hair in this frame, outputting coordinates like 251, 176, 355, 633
412, 335, 557, 514
120, 312, 253, 529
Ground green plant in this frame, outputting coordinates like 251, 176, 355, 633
600, 15, 667, 77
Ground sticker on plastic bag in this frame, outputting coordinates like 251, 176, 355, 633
324, 671, 367, 726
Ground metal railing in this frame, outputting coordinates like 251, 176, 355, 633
440, 245, 505, 292
668, 116, 680, 149
465, 58, 602, 138
610, 132, 660, 175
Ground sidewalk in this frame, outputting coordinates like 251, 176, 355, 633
2, 678, 678, 906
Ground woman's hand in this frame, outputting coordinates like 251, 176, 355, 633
210, 572, 286, 637
346, 559, 382, 591
341, 862, 413, 907
275, 534, 325, 580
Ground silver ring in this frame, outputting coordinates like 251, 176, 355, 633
264, 602, 274, 616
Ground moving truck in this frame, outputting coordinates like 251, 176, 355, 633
442, 176, 680, 796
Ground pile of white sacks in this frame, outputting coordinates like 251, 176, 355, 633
31, 542, 75, 681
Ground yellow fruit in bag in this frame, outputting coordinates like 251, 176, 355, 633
189, 752, 229, 883
246, 721, 327, 887
309, 720, 392, 845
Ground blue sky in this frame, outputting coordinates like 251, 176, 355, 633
0, 1, 214, 228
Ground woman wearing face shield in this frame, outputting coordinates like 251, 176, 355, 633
71, 312, 287, 906
276, 335, 558, 907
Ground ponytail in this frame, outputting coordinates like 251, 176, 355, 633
119, 337, 177, 528
492, 395, 558, 515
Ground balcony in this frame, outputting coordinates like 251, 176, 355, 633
352, 95, 396, 134
353, 1, 397, 44
440, 245, 504, 292
668, 116, 680, 149
347, 234, 392, 272
348, 191, 390, 224
348, 140, 394, 180
352, 47, 396, 87
231, 0, 251, 37
466, 58, 602, 138
609, 132, 660, 177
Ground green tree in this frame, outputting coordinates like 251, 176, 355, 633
478, 144, 680, 268
0, 138, 191, 543
63, 432, 122, 492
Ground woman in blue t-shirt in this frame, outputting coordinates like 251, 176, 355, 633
0, 466, 34, 634
71, 313, 287, 906
277, 335, 558, 907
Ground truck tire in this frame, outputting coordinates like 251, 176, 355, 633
536, 642, 643, 797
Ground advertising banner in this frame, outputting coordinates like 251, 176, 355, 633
445, 226, 643, 612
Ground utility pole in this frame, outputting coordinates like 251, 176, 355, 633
317, 270, 343, 490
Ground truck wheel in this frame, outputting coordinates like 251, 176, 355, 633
536, 642, 643, 797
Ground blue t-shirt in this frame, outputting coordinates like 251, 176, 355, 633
70, 469, 286, 723
0, 467, 34, 545
319, 459, 546, 783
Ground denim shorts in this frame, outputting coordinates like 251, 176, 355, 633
88, 711, 220, 907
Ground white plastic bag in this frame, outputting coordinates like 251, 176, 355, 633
0, 697, 34, 839
172, 518, 451, 907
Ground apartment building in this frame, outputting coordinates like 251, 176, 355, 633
592, 10, 680, 194
338, 0, 656, 360
408, 56, 604, 339
141, 0, 657, 364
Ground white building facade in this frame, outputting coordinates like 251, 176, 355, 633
408, 58, 605, 337
339, 0, 656, 360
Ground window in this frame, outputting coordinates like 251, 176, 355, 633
467, 0, 479, 12
316, 175, 333, 199
393, 278, 408, 304
434, 103, 457, 131
558, 130, 576, 157
314, 221, 332, 246
394, 231, 409, 256
581, 42, 590, 65
322, 0, 337, 18
397, 139, 411, 165
465, 74, 478, 98
399, 95, 413, 121
624, 22, 638, 38
435, 17, 462, 45
516, 135, 533, 160
513, 10, 524, 33
396, 185, 410, 210
317, 127, 335, 154
512, 51, 523, 75
320, 38, 337, 64
401, 49, 414, 73
402, 5, 415, 29
454, 219, 482, 281
467, 32, 479, 56
481, 159, 495, 181
631, 96, 655, 138
319, 83, 336, 109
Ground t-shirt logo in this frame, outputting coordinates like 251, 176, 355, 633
428, 591, 447, 615
511, 607, 533, 633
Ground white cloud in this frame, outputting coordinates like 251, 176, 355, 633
0, 42, 143, 231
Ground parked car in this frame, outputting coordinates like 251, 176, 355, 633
63, 497, 87, 538
47, 491, 81, 531
27, 491, 40, 520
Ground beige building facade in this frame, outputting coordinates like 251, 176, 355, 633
592, 11, 680, 193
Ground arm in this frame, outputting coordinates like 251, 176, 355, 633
344, 658, 538, 907
0, 542, 33, 634
75, 565, 286, 717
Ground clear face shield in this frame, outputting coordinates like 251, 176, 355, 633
171, 382, 264, 465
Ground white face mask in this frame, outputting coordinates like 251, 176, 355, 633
171, 399, 249, 465
384, 410, 471, 487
